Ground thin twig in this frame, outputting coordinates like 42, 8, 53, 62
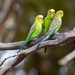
0, 53, 21, 66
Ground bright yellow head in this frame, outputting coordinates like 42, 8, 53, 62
47, 9, 55, 18
56, 10, 64, 18
35, 15, 43, 24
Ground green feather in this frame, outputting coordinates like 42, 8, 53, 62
17, 15, 43, 53
43, 9, 55, 52
44, 17, 53, 33
37, 10, 64, 47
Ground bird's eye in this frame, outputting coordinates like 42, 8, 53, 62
37, 17, 39, 19
50, 13, 53, 16
40, 17, 42, 19
59, 11, 64, 17
50, 13, 52, 15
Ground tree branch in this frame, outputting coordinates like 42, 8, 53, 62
0, 28, 75, 75
58, 50, 75, 65
0, 0, 17, 25
0, 0, 17, 41
0, 28, 75, 51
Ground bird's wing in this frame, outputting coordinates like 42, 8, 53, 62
26, 22, 37, 39
43, 17, 49, 29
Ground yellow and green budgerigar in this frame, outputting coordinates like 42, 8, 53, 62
43, 9, 55, 52
17, 15, 44, 53
44, 9, 55, 33
37, 10, 64, 47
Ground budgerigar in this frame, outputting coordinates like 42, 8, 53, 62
44, 9, 55, 33
37, 10, 64, 47
43, 9, 55, 52
17, 15, 43, 53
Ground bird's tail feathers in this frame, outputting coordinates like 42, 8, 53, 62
37, 30, 54, 47
37, 36, 48, 46
17, 42, 27, 53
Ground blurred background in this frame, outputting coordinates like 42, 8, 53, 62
0, 0, 75, 75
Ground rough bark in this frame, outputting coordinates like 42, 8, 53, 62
0, 28, 75, 75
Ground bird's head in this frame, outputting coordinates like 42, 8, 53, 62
56, 10, 64, 18
47, 9, 55, 18
35, 15, 43, 24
